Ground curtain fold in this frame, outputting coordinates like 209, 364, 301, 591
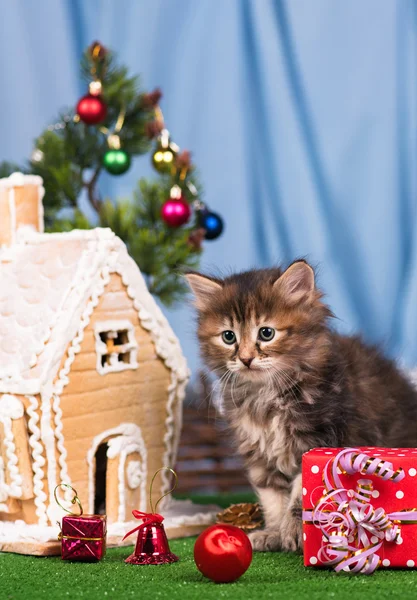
1, 0, 416, 370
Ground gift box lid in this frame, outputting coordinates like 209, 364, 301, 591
302, 447, 417, 515
62, 514, 107, 539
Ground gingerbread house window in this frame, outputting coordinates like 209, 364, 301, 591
94, 321, 138, 375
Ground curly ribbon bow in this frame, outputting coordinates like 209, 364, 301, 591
122, 509, 164, 541
303, 448, 417, 574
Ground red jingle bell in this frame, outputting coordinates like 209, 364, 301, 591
123, 467, 179, 565
194, 524, 253, 583
124, 510, 178, 565
76, 94, 107, 125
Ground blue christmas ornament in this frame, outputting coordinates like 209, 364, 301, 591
200, 211, 224, 240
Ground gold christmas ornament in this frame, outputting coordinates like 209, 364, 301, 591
152, 129, 179, 173
216, 503, 264, 532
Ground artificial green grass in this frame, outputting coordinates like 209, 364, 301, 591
1, 495, 417, 600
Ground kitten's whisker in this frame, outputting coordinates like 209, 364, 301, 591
207, 369, 232, 410
230, 373, 239, 408
270, 367, 302, 408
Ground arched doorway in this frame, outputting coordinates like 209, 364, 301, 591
87, 423, 147, 522
94, 443, 108, 515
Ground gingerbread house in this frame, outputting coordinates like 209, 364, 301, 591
0, 173, 216, 555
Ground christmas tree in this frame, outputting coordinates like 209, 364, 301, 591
0, 42, 223, 305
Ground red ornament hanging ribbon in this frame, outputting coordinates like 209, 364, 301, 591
303, 448, 417, 575
123, 467, 179, 565
76, 42, 108, 125
122, 509, 165, 540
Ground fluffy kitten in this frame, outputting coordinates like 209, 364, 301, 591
186, 261, 417, 553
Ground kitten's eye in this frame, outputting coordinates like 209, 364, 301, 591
258, 327, 275, 342
222, 330, 236, 345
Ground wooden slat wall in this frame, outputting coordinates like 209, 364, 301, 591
175, 397, 251, 494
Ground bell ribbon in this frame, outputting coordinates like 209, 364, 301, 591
122, 509, 164, 541
303, 447, 417, 574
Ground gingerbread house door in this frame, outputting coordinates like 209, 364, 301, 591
88, 424, 147, 523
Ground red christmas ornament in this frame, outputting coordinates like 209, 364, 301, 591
76, 94, 107, 125
161, 187, 191, 227
194, 524, 253, 583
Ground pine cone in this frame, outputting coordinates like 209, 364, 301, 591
216, 503, 264, 532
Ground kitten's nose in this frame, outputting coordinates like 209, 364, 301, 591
240, 357, 254, 368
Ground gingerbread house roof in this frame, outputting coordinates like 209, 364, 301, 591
0, 227, 188, 395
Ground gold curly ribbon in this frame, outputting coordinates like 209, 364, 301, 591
54, 483, 83, 516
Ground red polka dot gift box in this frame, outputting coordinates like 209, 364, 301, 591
302, 447, 417, 574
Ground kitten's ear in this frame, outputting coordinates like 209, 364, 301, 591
273, 261, 315, 304
185, 273, 223, 310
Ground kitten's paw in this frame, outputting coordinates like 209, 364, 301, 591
248, 529, 281, 552
279, 518, 303, 553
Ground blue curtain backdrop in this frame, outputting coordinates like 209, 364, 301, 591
1, 0, 417, 372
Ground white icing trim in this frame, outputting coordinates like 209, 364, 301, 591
0, 173, 45, 245
17, 227, 115, 244
126, 460, 142, 490
0, 173, 44, 189
0, 395, 24, 420
52, 265, 112, 398
26, 395, 47, 524
0, 395, 24, 499
0, 456, 8, 503
86, 424, 147, 520
114, 256, 188, 499
94, 319, 138, 375
116, 441, 147, 520
40, 393, 59, 525
51, 394, 71, 491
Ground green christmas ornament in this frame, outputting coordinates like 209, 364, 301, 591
103, 148, 131, 175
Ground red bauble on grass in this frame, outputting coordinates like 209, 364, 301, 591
194, 524, 253, 583
76, 94, 107, 125
161, 196, 191, 228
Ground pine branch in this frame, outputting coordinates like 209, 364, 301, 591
84, 166, 102, 213
0, 42, 206, 306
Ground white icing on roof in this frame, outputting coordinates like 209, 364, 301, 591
0, 228, 188, 394
0, 173, 43, 188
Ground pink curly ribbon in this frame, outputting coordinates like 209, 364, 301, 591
303, 448, 417, 575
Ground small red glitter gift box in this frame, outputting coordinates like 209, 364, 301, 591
302, 447, 417, 574
60, 514, 107, 561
